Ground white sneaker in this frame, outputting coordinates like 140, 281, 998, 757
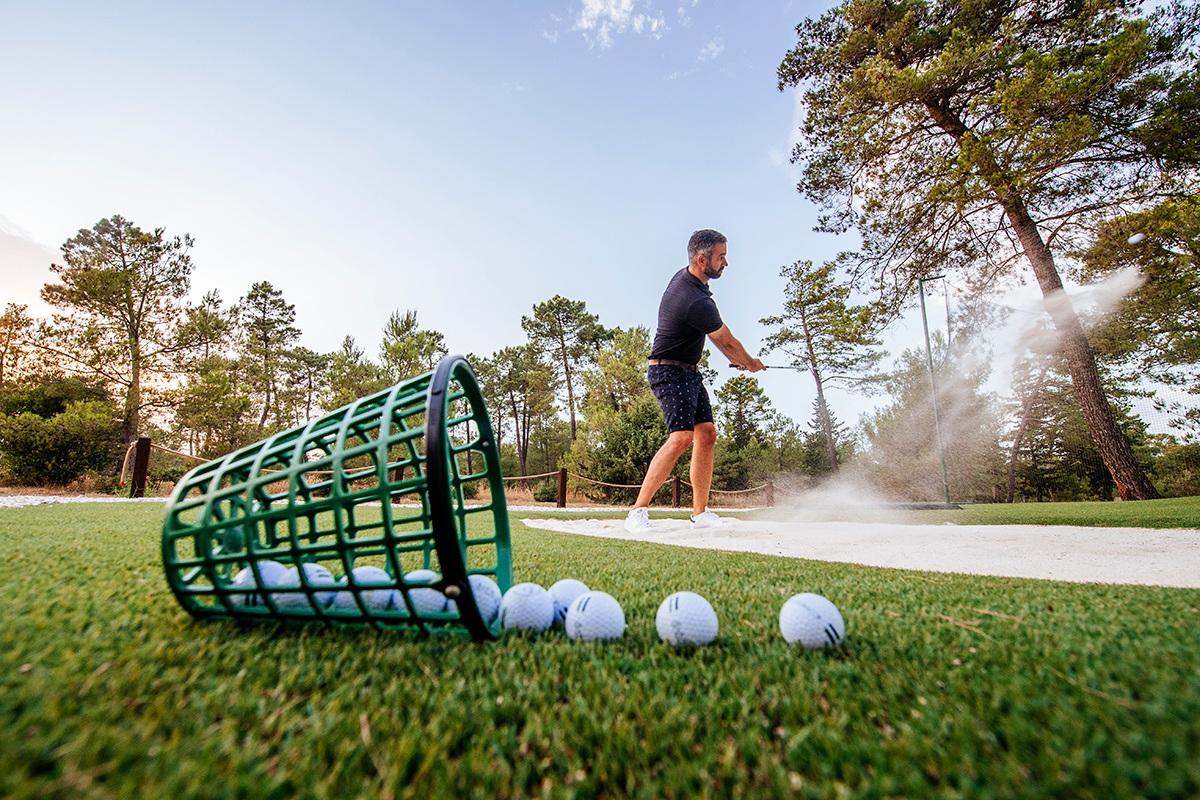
690, 509, 723, 528
624, 507, 656, 533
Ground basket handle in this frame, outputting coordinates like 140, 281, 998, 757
424, 354, 496, 642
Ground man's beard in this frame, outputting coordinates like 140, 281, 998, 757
704, 264, 724, 279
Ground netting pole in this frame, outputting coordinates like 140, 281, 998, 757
672, 476, 681, 508
130, 437, 152, 498
766, 480, 774, 507
557, 468, 567, 508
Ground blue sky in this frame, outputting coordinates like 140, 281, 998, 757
1, 0, 952, 429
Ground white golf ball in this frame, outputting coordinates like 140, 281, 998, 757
227, 560, 288, 607
656, 591, 719, 647
565, 590, 625, 641
398, 569, 447, 615
549, 578, 590, 625
779, 593, 845, 649
332, 565, 395, 611
272, 563, 337, 609
498, 582, 554, 632
446, 574, 504, 625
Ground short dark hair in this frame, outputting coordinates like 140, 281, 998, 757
688, 229, 726, 262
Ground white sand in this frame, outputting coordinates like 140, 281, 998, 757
520, 516, 1200, 588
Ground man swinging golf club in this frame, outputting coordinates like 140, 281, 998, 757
625, 229, 764, 533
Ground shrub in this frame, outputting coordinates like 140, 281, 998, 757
573, 394, 667, 505
1154, 441, 1200, 498
0, 400, 122, 485
532, 480, 558, 503
0, 375, 109, 418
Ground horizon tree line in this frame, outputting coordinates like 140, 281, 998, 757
3, 0, 1198, 498
1, 205, 1195, 501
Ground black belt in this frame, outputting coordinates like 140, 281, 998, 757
648, 358, 699, 372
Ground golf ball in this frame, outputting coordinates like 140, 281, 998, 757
400, 569, 447, 615
779, 593, 845, 649
498, 582, 554, 632
227, 560, 288, 607
656, 591, 719, 647
548, 578, 590, 625
272, 563, 337, 610
446, 574, 503, 625
565, 590, 625, 641
332, 565, 395, 612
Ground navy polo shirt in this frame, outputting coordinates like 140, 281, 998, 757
649, 268, 723, 364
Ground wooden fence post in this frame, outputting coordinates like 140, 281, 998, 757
557, 468, 567, 508
766, 479, 774, 507
672, 476, 681, 508
130, 437, 152, 498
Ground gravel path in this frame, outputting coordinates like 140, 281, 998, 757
0, 495, 638, 513
0, 495, 168, 508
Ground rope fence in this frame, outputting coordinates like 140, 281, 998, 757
124, 438, 776, 508
119, 439, 209, 496
500, 471, 561, 481
503, 467, 774, 509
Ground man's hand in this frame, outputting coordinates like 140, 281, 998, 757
730, 358, 766, 372
709, 326, 765, 373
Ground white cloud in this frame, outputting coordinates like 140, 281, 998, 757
573, 0, 668, 49
697, 36, 723, 61
768, 90, 806, 178
542, 12, 563, 43
676, 0, 699, 27
0, 217, 57, 318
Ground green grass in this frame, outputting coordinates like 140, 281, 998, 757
2, 502, 1199, 799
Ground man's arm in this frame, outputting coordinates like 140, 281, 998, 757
708, 325, 765, 372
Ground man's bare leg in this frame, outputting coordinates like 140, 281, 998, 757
632, 430, 694, 508
689, 422, 717, 517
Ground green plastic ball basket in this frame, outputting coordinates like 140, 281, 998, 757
162, 355, 512, 641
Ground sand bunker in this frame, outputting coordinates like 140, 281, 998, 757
521, 516, 1200, 588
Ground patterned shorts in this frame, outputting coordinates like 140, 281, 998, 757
648, 364, 713, 433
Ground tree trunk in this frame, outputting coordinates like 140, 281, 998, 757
811, 371, 840, 474
1005, 206, 1159, 500
804, 313, 840, 475
926, 102, 1160, 500
1006, 367, 1048, 503
509, 392, 529, 486
0, 327, 11, 384
562, 349, 576, 441
124, 342, 142, 444
259, 358, 272, 428
816, 386, 840, 475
